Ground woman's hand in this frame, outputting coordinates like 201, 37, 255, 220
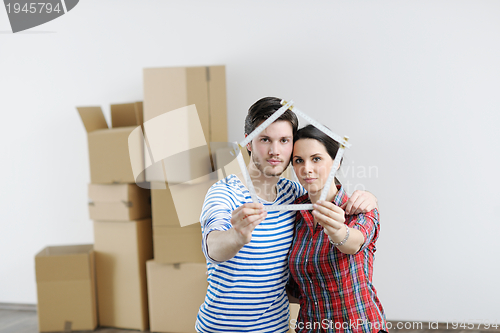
313, 200, 365, 254
341, 190, 378, 215
312, 201, 347, 243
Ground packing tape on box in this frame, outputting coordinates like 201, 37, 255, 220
120, 200, 133, 208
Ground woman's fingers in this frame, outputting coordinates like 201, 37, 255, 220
312, 201, 346, 239
312, 209, 344, 229
313, 201, 345, 223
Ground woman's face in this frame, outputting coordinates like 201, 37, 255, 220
292, 138, 334, 194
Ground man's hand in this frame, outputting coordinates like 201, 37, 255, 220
207, 202, 267, 262
230, 202, 267, 246
341, 190, 378, 215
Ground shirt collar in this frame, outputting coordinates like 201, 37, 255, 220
332, 185, 349, 207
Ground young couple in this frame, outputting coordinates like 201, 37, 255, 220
196, 97, 387, 333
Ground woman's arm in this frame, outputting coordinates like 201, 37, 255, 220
312, 201, 365, 255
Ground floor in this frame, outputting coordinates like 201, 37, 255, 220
0, 307, 498, 333
0, 308, 134, 333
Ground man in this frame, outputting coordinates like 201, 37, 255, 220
195, 97, 377, 333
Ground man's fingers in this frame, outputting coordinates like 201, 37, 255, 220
234, 205, 264, 221
243, 202, 264, 209
251, 212, 267, 227
344, 198, 354, 215
348, 190, 378, 214
350, 196, 376, 215
352, 201, 366, 215
244, 211, 267, 225
345, 195, 364, 215
241, 207, 263, 218
234, 202, 263, 214
239, 212, 266, 235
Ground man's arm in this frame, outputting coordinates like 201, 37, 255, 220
206, 203, 267, 262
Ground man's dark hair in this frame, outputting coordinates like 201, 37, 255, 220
244, 97, 299, 156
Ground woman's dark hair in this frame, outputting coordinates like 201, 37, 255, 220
244, 97, 299, 156
293, 124, 343, 185
293, 124, 341, 163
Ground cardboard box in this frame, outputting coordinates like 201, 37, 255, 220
150, 144, 248, 228
146, 261, 207, 333
213, 144, 250, 177
142, 104, 212, 185
151, 183, 181, 227
88, 183, 151, 221
150, 179, 208, 264
143, 65, 227, 143
77, 101, 145, 184
153, 224, 205, 264
151, 176, 217, 228
143, 66, 227, 183
35, 244, 97, 332
93, 218, 153, 331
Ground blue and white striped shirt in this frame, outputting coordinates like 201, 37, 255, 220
196, 174, 306, 333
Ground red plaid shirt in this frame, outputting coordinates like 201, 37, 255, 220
287, 185, 387, 333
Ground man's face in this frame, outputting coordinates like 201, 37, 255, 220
246, 120, 294, 178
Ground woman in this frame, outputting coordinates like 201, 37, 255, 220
287, 124, 387, 333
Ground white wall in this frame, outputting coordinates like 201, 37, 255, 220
1, 0, 499, 323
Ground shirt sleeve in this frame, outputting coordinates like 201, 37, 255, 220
297, 182, 307, 198
288, 178, 307, 199
349, 208, 380, 253
200, 182, 238, 264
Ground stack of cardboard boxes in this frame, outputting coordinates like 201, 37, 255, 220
143, 66, 228, 333
78, 101, 153, 331
35, 102, 153, 332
